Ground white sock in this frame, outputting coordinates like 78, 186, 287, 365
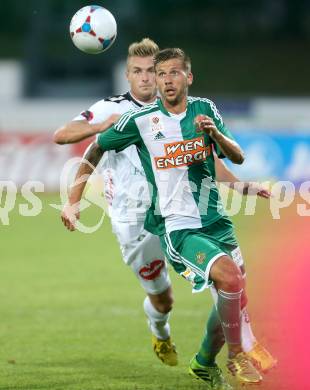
210, 286, 256, 352
240, 307, 257, 352
143, 296, 170, 340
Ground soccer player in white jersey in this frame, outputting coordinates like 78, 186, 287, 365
55, 39, 177, 366
58, 43, 276, 386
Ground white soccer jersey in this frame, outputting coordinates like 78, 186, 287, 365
73, 92, 152, 222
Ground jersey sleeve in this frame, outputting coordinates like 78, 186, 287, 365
206, 100, 235, 158
97, 113, 141, 153
73, 100, 120, 124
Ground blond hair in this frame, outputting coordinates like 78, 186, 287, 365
127, 38, 159, 59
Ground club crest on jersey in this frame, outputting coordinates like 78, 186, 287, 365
150, 116, 165, 140
154, 136, 211, 169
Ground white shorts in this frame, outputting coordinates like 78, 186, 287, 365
111, 221, 171, 295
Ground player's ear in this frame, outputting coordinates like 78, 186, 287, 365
187, 72, 193, 86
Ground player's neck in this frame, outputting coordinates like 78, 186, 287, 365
163, 96, 187, 115
130, 91, 157, 105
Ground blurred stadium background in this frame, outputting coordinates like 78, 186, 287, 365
0, 1, 309, 389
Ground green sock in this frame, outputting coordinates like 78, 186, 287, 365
196, 305, 225, 366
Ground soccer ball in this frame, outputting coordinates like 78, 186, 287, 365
69, 5, 117, 54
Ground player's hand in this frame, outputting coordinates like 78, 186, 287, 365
99, 114, 121, 133
194, 115, 218, 137
242, 182, 272, 199
61, 202, 80, 231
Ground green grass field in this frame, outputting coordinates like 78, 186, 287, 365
0, 194, 309, 390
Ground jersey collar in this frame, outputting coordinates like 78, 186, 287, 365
125, 91, 143, 108
157, 98, 188, 117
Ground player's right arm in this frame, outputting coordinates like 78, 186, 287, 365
54, 100, 122, 144
54, 114, 120, 144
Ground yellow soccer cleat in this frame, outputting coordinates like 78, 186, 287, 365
247, 342, 277, 372
152, 335, 178, 366
227, 352, 262, 384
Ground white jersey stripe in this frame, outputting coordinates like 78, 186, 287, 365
164, 235, 182, 264
115, 111, 133, 131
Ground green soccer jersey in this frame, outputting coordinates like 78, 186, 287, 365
97, 96, 235, 236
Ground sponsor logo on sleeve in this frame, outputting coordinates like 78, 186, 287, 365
154, 136, 210, 169
81, 110, 94, 121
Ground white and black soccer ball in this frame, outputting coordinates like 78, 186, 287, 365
69, 5, 117, 54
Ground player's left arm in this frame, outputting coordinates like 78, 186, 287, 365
214, 153, 271, 198
195, 103, 244, 164
61, 141, 104, 231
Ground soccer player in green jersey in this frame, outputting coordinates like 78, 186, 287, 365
61, 48, 275, 388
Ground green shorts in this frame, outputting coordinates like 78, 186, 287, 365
160, 217, 244, 293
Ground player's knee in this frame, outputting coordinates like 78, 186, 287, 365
166, 295, 174, 312
151, 292, 174, 314
211, 256, 244, 292
216, 269, 243, 292
227, 272, 243, 292
157, 295, 174, 313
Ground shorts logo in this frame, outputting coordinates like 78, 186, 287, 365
154, 137, 210, 169
196, 251, 206, 264
139, 259, 165, 280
